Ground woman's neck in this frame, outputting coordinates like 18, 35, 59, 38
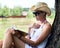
36, 18, 46, 25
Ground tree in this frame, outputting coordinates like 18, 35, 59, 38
2, 6, 10, 17
12, 7, 23, 16
46, 0, 60, 48
23, 8, 29, 11
26, 10, 33, 18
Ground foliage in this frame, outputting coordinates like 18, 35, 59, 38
23, 8, 29, 11
0, 5, 55, 19
0, 8, 3, 16
12, 7, 23, 16
46, 9, 55, 19
2, 6, 10, 17
26, 10, 34, 18
0, 6, 23, 17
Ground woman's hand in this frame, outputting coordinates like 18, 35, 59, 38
5, 28, 21, 38
25, 35, 30, 39
5, 28, 15, 34
31, 23, 40, 29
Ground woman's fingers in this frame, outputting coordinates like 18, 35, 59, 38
5, 28, 15, 34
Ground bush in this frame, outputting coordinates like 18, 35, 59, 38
26, 10, 34, 18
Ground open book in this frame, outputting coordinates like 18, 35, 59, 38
10, 26, 28, 37
14, 30, 28, 37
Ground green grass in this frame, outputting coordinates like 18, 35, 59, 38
0, 16, 54, 40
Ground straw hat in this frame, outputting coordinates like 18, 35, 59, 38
30, 2, 51, 16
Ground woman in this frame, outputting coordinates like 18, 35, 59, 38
2, 2, 51, 48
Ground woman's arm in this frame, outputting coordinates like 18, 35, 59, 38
25, 27, 31, 39
20, 23, 51, 47
25, 23, 35, 39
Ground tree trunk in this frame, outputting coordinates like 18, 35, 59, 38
46, 0, 60, 48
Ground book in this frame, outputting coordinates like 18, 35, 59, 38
14, 30, 28, 37
10, 26, 28, 37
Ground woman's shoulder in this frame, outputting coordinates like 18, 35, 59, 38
43, 21, 52, 31
44, 21, 51, 27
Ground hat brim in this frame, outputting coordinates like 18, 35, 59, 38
30, 5, 51, 16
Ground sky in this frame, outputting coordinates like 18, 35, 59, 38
0, 0, 55, 8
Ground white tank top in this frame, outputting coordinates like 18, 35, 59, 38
25, 21, 50, 48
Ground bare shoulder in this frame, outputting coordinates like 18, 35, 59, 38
44, 21, 51, 28
43, 22, 52, 33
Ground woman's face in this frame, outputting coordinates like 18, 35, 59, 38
33, 11, 46, 21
